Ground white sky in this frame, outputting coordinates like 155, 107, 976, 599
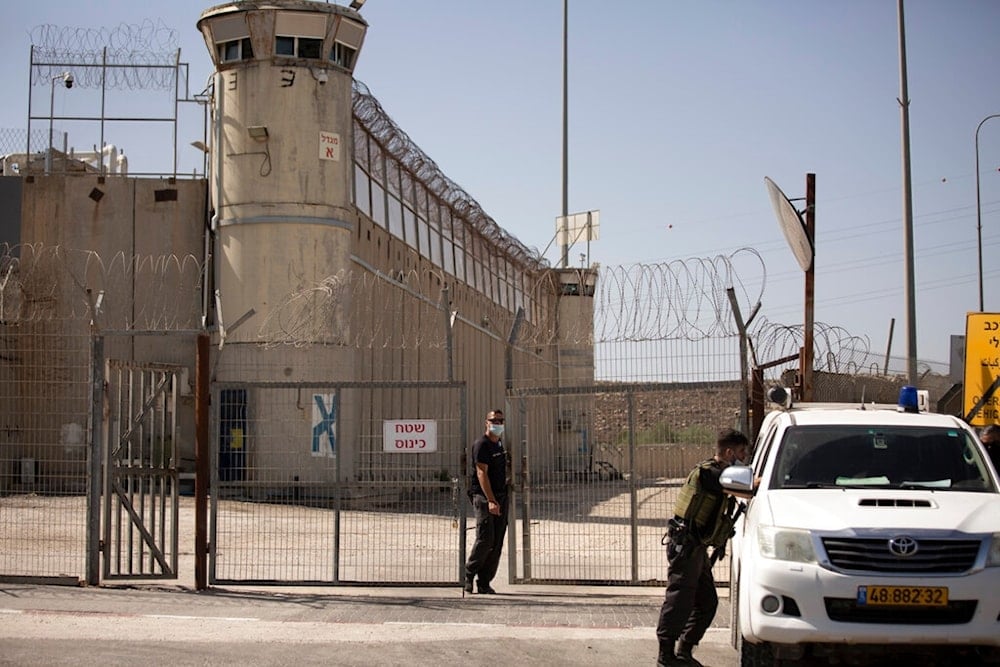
2, 0, 1000, 369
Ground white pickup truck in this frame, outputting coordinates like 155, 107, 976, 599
722, 387, 1000, 666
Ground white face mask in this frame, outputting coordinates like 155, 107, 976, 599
489, 424, 504, 438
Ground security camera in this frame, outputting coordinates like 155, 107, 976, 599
317, 70, 328, 85
63, 72, 74, 89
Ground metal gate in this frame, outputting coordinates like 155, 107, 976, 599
209, 380, 467, 586
507, 381, 740, 586
102, 359, 182, 579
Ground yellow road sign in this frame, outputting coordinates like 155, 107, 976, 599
964, 312, 1000, 426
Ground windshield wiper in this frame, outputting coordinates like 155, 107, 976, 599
780, 482, 842, 489
897, 481, 950, 490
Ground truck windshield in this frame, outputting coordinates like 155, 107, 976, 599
770, 425, 995, 492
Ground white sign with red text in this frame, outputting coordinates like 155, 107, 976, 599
383, 419, 437, 453
319, 130, 341, 161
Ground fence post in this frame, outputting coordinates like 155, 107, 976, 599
627, 391, 639, 582
195, 333, 210, 590
86, 334, 104, 586
441, 286, 453, 382
726, 288, 751, 437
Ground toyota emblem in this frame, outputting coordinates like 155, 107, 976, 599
888, 536, 919, 557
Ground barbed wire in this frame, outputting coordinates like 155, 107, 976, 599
256, 271, 353, 348
258, 268, 453, 350
0, 243, 203, 329
593, 249, 766, 342
29, 21, 180, 90
2, 243, 943, 380
748, 315, 873, 372
255, 254, 884, 381
353, 80, 548, 275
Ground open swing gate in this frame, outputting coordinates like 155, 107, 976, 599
101, 359, 182, 580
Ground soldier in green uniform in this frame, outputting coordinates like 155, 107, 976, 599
656, 428, 749, 666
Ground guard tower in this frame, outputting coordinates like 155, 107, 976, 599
197, 0, 367, 355
197, 1, 368, 485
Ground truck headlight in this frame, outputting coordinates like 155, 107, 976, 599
757, 525, 816, 563
988, 533, 1000, 568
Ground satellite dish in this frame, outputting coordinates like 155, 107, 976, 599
765, 176, 813, 272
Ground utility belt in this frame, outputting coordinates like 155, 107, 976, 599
665, 501, 742, 552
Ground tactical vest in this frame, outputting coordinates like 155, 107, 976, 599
673, 458, 737, 547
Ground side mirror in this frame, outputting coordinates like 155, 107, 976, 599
721, 465, 755, 494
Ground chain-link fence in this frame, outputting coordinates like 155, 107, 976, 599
0, 240, 960, 590
0, 128, 48, 167
509, 382, 741, 587
209, 380, 468, 585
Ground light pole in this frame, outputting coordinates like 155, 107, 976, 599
897, 0, 918, 385
560, 0, 569, 268
976, 113, 1000, 312
46, 71, 74, 174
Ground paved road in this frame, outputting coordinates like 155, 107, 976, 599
0, 582, 738, 666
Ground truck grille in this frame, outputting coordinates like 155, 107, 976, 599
821, 537, 981, 573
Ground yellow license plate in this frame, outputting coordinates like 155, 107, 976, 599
857, 585, 948, 607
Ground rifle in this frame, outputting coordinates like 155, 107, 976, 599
708, 500, 747, 566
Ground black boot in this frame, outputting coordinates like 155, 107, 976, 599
463, 573, 474, 594
675, 641, 702, 666
657, 639, 684, 666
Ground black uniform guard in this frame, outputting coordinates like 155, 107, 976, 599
656, 428, 749, 666
465, 409, 508, 594
982, 424, 1000, 473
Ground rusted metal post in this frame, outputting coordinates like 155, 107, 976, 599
802, 173, 816, 401
86, 334, 104, 586
195, 333, 210, 590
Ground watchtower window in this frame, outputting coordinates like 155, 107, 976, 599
330, 41, 357, 69
276, 36, 324, 59
299, 37, 323, 58
218, 38, 253, 63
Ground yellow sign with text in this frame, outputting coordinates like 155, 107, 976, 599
964, 312, 1000, 426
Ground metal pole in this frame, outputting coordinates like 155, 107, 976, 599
897, 0, 918, 384
194, 333, 210, 590
803, 174, 816, 401
586, 211, 592, 268
460, 386, 471, 582
47, 76, 56, 175
627, 392, 638, 580
560, 0, 569, 268
100, 48, 108, 175
173, 49, 180, 179
727, 288, 750, 436
883, 317, 895, 376
512, 394, 527, 582
86, 334, 105, 586
27, 47, 34, 164
441, 285, 454, 381
505, 307, 525, 392
976, 114, 1000, 312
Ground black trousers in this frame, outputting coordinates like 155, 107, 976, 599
465, 494, 508, 584
655, 540, 718, 646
